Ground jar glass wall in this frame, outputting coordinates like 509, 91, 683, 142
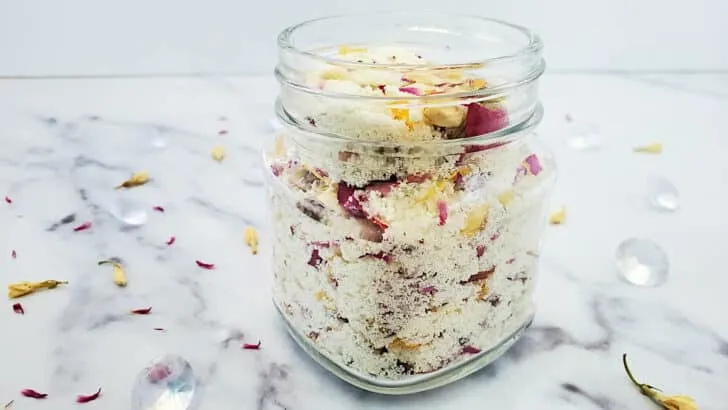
265, 12, 554, 394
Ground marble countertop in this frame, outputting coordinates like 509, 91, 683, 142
0, 73, 727, 409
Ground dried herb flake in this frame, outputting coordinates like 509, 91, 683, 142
131, 307, 152, 315
116, 171, 150, 189
8, 280, 68, 299
76, 388, 102, 403
242, 341, 261, 350
195, 260, 215, 270
244, 227, 259, 255
20, 389, 47, 399
12, 303, 24, 314
73, 221, 92, 232
211, 145, 226, 162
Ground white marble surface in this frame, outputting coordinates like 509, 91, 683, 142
0, 73, 727, 409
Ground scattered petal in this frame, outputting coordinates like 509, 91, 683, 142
195, 260, 215, 270
98, 260, 127, 287
464, 103, 508, 137
4, 196, 11, 204
218, 129, 228, 135
165, 236, 176, 246
420, 286, 437, 295
76, 388, 102, 403
461, 267, 495, 284
20, 389, 47, 399
11, 250, 16, 259
365, 180, 398, 196
73, 221, 92, 232
398, 86, 423, 96
498, 190, 514, 206
476, 245, 485, 258
211, 145, 226, 162
116, 171, 150, 189
307, 249, 323, 268
622, 354, 698, 410
377, 84, 387, 94
153, 327, 166, 332
130, 307, 152, 315
360, 252, 393, 264
406, 173, 431, 183
460, 205, 490, 238
147, 363, 172, 383
549, 206, 566, 225
523, 154, 542, 176
242, 341, 261, 350
633, 142, 663, 154
337, 182, 367, 219
8, 280, 68, 299
423, 106, 466, 128
12, 303, 24, 314
152, 206, 165, 213
244, 227, 259, 255
462, 345, 481, 354
369, 215, 389, 230
338, 45, 367, 55
437, 200, 448, 226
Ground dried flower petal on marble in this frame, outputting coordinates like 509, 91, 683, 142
130, 307, 152, 315
218, 129, 228, 135
98, 260, 127, 287
437, 200, 448, 226
549, 206, 566, 225
8, 280, 68, 299
116, 171, 150, 189
11, 250, 16, 259
244, 227, 259, 255
633, 143, 663, 154
152, 206, 165, 213
242, 341, 261, 350
211, 145, 226, 162
12, 303, 24, 314
195, 260, 215, 270
464, 103, 508, 137
4, 196, 11, 204
523, 154, 542, 176
462, 345, 481, 354
165, 236, 176, 246
622, 354, 697, 410
20, 389, 47, 399
75, 388, 102, 403
4, 399, 13, 409
73, 221, 92, 232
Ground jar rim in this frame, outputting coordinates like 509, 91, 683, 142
277, 11, 543, 70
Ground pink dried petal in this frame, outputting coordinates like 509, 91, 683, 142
490, 232, 500, 241
73, 221, 92, 232
21, 389, 47, 399
398, 86, 423, 96
152, 206, 165, 213
464, 103, 508, 137
271, 164, 283, 177
337, 182, 368, 219
310, 241, 332, 248
360, 251, 393, 264
147, 363, 172, 383
4, 196, 11, 204
454, 172, 465, 189
195, 260, 215, 269
406, 173, 430, 183
437, 200, 448, 226
462, 345, 481, 354
11, 250, 16, 259
76, 388, 102, 403
242, 341, 261, 350
307, 249, 323, 268
365, 181, 398, 196
401, 77, 415, 84
131, 307, 152, 315
476, 245, 485, 258
377, 84, 387, 94
314, 168, 329, 177
218, 129, 228, 135
523, 154, 542, 176
420, 286, 437, 295
369, 215, 389, 230
166, 236, 176, 246
12, 303, 24, 315
455, 142, 508, 166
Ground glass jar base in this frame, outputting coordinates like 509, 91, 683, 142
275, 301, 533, 395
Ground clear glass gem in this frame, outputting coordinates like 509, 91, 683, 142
132, 355, 199, 410
615, 238, 669, 287
647, 177, 680, 212
565, 122, 602, 151
109, 196, 148, 227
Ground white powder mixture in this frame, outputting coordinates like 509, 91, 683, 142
268, 46, 553, 380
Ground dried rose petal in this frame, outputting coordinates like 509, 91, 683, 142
307, 249, 323, 268
73, 221, 92, 232
365, 181, 398, 196
437, 200, 448, 226
420, 286, 437, 295
337, 182, 367, 219
461, 267, 495, 284
464, 103, 508, 137
490, 232, 500, 241
406, 173, 430, 183
153, 327, 166, 332
218, 129, 228, 135
360, 252, 393, 264
271, 164, 283, 177
131, 307, 152, 315
462, 345, 481, 354
11, 250, 16, 259
242, 341, 261, 350
476, 245, 485, 258
152, 206, 165, 213
369, 215, 389, 230
12, 303, 24, 314
4, 196, 11, 204
76, 388, 101, 403
454, 172, 465, 189
398, 86, 423, 96
166, 236, 176, 246
377, 84, 386, 94
21, 389, 47, 399
523, 154, 542, 176
195, 260, 215, 269
147, 363, 171, 383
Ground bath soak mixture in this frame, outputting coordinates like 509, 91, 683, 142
268, 46, 552, 379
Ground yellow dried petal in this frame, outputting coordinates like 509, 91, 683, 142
658, 394, 698, 410
468, 78, 488, 89
321, 69, 348, 80
388, 338, 422, 350
211, 145, 226, 162
477, 283, 489, 301
422, 105, 466, 128
244, 226, 259, 255
498, 190, 514, 206
441, 69, 464, 81
116, 171, 150, 189
449, 167, 471, 180
549, 206, 566, 225
417, 180, 447, 203
633, 143, 662, 154
338, 45, 367, 55
390, 108, 410, 122
99, 260, 127, 287
8, 280, 68, 299
461, 205, 490, 238
315, 291, 330, 301
274, 135, 286, 158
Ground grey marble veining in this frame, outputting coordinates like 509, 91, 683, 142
0, 74, 727, 409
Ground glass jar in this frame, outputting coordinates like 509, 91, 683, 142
265, 12, 554, 394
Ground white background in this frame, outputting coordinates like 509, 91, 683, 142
1, 0, 727, 77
